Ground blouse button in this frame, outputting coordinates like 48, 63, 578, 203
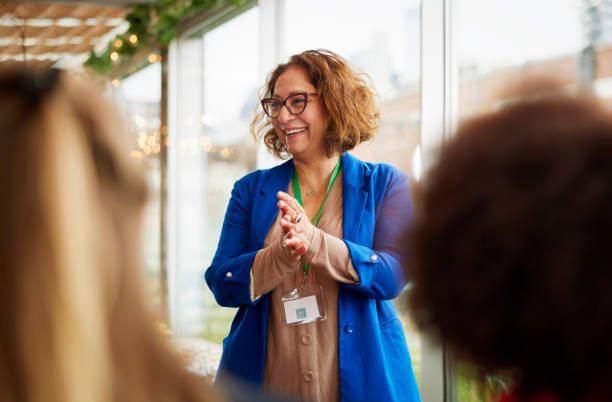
370, 254, 378, 262
300, 333, 312, 345
225, 272, 233, 278
303, 370, 314, 382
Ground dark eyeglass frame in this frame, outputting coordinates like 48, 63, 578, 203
261, 92, 318, 119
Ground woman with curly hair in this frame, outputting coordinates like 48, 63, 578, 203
205, 49, 420, 402
409, 83, 612, 402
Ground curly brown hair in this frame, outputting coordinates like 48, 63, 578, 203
408, 89, 612, 400
250, 49, 379, 158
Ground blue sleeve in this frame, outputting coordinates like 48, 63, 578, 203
204, 174, 260, 307
343, 169, 412, 300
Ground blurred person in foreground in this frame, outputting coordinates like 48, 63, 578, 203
205, 49, 420, 402
0, 68, 279, 402
408, 81, 612, 402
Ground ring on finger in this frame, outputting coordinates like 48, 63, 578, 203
294, 213, 303, 224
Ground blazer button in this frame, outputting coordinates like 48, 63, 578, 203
303, 370, 314, 382
344, 322, 354, 333
370, 254, 378, 262
300, 333, 312, 345
225, 272, 233, 278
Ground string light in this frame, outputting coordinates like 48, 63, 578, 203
111, 79, 120, 87
114, 38, 123, 48
203, 142, 214, 152
129, 127, 237, 160
129, 34, 138, 44
110, 51, 119, 61
133, 115, 146, 128
220, 147, 233, 159
146, 134, 157, 146
137, 135, 146, 148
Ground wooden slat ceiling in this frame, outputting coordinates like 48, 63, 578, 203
0, 1, 131, 70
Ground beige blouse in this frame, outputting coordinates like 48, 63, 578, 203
250, 176, 359, 402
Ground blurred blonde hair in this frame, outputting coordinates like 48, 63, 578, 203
0, 69, 221, 402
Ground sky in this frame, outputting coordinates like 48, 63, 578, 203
455, 0, 582, 70
121, 62, 161, 103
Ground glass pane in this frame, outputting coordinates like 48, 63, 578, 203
456, 0, 583, 120
173, 7, 259, 342
452, 0, 586, 399
283, 0, 423, 387
114, 63, 163, 316
199, 8, 260, 342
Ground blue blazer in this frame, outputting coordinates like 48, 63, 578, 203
205, 153, 421, 402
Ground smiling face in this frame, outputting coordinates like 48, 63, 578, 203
271, 66, 328, 161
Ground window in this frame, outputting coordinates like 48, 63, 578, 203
451, 1, 584, 400
114, 63, 164, 315
168, 7, 259, 341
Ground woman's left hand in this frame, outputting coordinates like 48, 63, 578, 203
277, 191, 315, 258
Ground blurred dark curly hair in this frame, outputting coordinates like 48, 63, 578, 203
408, 88, 612, 401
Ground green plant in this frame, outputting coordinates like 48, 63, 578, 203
85, 0, 247, 75
455, 362, 511, 402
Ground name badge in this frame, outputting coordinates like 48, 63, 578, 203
280, 285, 326, 326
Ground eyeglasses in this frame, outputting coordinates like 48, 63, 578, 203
261, 92, 318, 119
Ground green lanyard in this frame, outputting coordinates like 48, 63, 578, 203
292, 158, 342, 283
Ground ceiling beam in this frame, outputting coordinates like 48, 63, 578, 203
0, 17, 125, 27
0, 52, 88, 61
0, 37, 97, 46
22, 0, 154, 5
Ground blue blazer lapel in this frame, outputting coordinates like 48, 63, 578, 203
252, 159, 294, 248
342, 153, 369, 243
251, 154, 368, 245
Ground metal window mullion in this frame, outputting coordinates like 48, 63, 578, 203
419, 0, 454, 400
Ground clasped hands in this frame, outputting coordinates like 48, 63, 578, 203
277, 191, 315, 261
